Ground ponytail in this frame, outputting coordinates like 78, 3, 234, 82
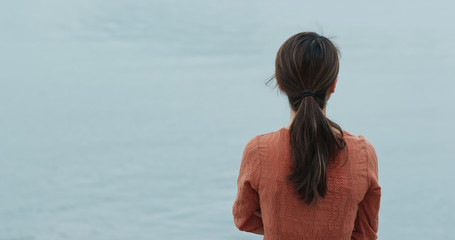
288, 94, 345, 205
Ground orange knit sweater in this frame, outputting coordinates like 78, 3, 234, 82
232, 127, 381, 240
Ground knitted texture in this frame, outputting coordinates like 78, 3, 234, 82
232, 128, 381, 240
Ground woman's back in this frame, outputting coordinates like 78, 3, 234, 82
233, 127, 380, 239
232, 32, 381, 239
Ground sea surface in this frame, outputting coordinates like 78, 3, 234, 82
1, 0, 454, 239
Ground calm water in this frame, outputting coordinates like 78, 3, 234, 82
1, 0, 454, 239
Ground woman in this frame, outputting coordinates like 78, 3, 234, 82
232, 32, 381, 240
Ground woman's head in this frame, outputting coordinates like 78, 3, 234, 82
271, 32, 346, 205
275, 32, 339, 111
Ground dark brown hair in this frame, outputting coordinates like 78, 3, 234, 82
268, 32, 347, 205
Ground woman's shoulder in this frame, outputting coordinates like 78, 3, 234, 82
253, 127, 289, 144
343, 129, 374, 146
246, 128, 376, 155
250, 128, 374, 146
243, 128, 289, 151
342, 129, 364, 140
342, 129, 378, 164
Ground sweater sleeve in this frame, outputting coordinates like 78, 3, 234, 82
352, 138, 381, 240
232, 135, 263, 232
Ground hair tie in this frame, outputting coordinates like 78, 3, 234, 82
301, 91, 315, 99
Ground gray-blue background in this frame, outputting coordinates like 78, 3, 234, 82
1, 0, 454, 239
